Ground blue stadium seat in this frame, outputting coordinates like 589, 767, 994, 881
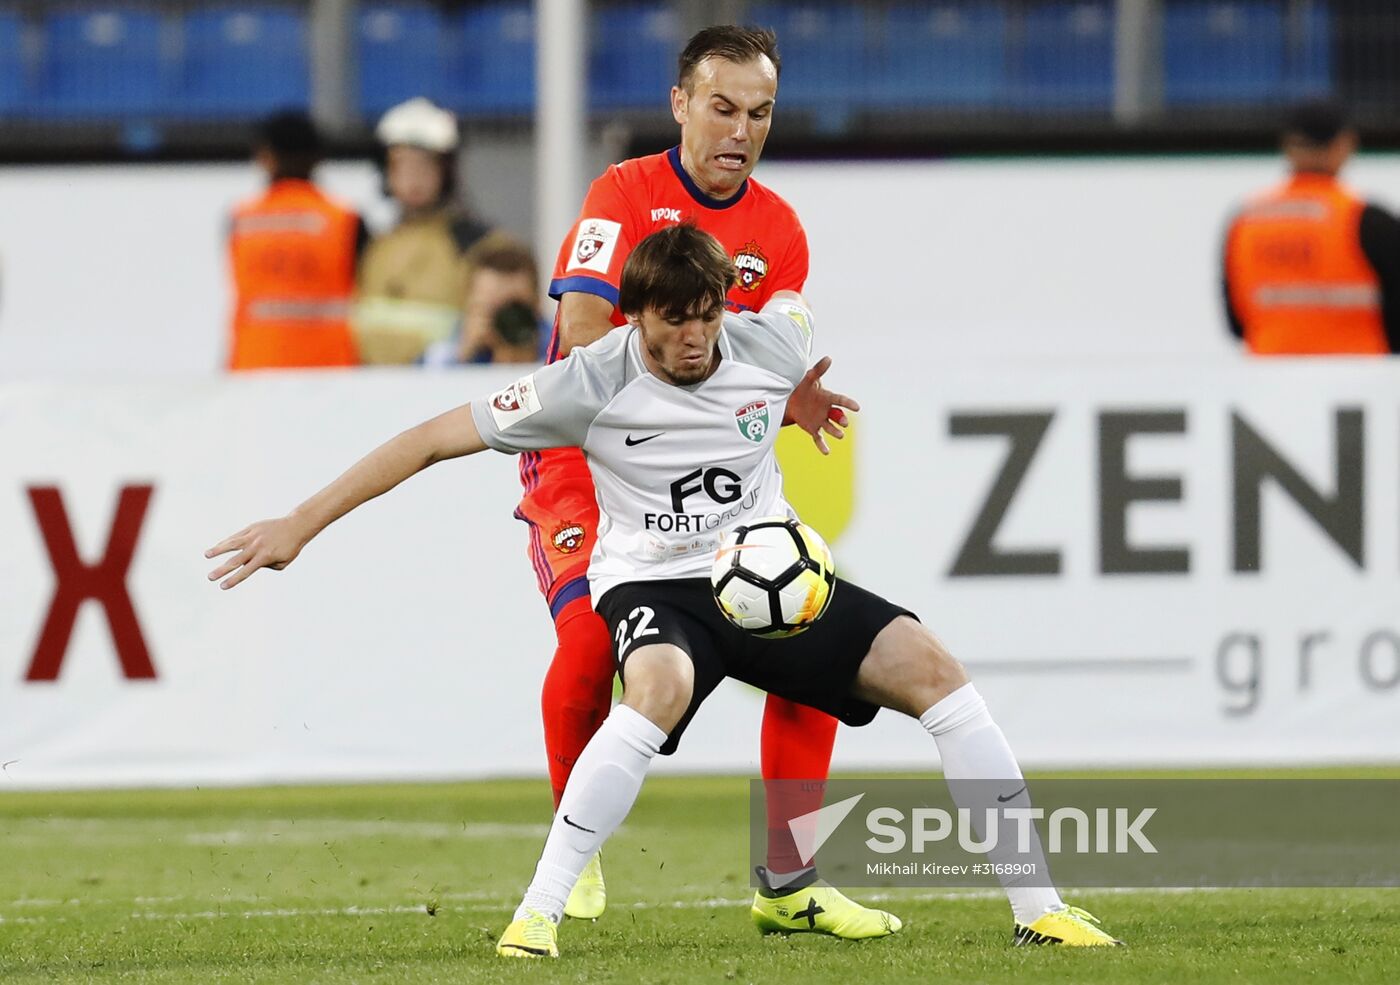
868, 4, 1008, 109
1018, 1, 1114, 109
749, 3, 869, 116
1284, 0, 1331, 99
591, 3, 681, 110
38, 7, 169, 117
0, 9, 23, 113
358, 4, 448, 116
446, 2, 535, 114
1164, 1, 1286, 105
179, 7, 309, 116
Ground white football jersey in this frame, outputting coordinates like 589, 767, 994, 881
471, 299, 814, 600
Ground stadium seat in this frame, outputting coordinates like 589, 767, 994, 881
1017, 1, 1114, 109
1284, 0, 1332, 99
37, 7, 169, 117
358, 3, 448, 116
868, 3, 1008, 109
179, 7, 309, 117
1164, 1, 1286, 105
0, 9, 23, 113
445, 2, 535, 114
591, 2, 681, 110
749, 3, 869, 118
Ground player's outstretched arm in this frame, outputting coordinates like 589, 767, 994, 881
205, 405, 487, 590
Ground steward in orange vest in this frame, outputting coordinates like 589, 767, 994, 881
227, 112, 368, 370
1223, 101, 1400, 355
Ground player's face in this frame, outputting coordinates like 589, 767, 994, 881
632, 304, 725, 386
672, 55, 778, 201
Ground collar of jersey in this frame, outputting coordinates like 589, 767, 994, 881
667, 146, 749, 210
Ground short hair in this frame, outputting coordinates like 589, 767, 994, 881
619, 223, 737, 321
1284, 100, 1350, 147
470, 240, 539, 292
677, 25, 781, 92
255, 110, 322, 180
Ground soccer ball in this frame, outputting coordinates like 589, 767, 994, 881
710, 517, 836, 638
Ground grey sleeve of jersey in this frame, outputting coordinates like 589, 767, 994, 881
724, 299, 814, 388
470, 330, 629, 452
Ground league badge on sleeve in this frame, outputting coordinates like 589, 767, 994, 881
570, 218, 622, 274
489, 374, 543, 430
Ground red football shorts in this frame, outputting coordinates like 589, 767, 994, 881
515, 446, 600, 618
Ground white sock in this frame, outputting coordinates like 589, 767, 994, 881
515, 704, 666, 923
921, 682, 1064, 925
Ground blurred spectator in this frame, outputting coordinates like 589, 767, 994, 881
421, 241, 545, 366
354, 98, 522, 364
1223, 101, 1400, 355
226, 111, 366, 371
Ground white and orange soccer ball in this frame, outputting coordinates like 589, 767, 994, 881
710, 517, 836, 638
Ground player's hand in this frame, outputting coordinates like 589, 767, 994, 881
205, 517, 307, 590
785, 356, 860, 455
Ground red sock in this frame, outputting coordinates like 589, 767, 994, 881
541, 596, 616, 809
760, 694, 839, 875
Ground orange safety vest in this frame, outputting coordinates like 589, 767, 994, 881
227, 179, 360, 370
1225, 172, 1388, 355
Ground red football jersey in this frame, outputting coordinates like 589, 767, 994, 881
545, 146, 809, 362
518, 147, 809, 607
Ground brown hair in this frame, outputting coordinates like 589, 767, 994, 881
677, 25, 781, 93
470, 240, 539, 292
619, 223, 737, 321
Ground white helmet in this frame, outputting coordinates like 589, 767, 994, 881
375, 98, 459, 153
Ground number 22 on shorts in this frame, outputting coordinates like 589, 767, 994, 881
614, 606, 660, 657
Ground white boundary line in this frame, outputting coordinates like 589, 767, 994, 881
0, 886, 1248, 925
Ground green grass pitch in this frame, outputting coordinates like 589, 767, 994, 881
1, 772, 1397, 984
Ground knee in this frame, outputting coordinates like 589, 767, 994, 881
862, 617, 970, 716
918, 631, 969, 700
619, 646, 693, 733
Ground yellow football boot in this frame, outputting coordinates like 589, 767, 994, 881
496, 908, 559, 958
1013, 905, 1123, 947
564, 851, 607, 920
750, 874, 901, 940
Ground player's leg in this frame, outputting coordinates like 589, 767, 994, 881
516, 474, 614, 918
540, 588, 615, 920
850, 616, 1122, 947
759, 696, 838, 881
755, 698, 899, 938
541, 589, 616, 807
500, 587, 726, 958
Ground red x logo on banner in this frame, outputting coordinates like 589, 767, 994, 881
25, 485, 157, 682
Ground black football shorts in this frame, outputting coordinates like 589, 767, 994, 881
594, 577, 915, 755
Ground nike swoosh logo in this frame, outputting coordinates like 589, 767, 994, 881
997, 785, 1028, 803
714, 543, 768, 560
562, 814, 596, 834
625, 433, 663, 446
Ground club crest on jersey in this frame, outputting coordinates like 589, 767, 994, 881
735, 400, 770, 443
552, 522, 586, 554
733, 241, 769, 293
